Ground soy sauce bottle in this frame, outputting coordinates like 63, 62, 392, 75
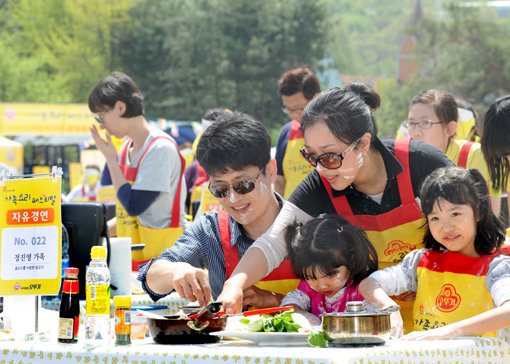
58, 267, 80, 343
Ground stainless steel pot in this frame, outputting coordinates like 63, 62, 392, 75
321, 301, 399, 346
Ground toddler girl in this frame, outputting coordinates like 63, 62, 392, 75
359, 166, 510, 339
281, 214, 378, 325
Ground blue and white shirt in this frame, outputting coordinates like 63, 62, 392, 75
137, 193, 284, 300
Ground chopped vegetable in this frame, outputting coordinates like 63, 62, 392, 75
307, 329, 331, 347
242, 310, 302, 333
248, 319, 264, 332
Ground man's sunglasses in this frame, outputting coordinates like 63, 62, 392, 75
208, 168, 264, 198
300, 139, 360, 170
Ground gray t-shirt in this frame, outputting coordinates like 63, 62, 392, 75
121, 126, 186, 228
370, 248, 510, 307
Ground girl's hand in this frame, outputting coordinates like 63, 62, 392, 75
402, 324, 460, 341
389, 311, 404, 338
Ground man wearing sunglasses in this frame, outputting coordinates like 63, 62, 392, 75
274, 67, 321, 199
138, 112, 298, 307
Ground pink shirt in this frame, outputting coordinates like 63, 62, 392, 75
287, 280, 364, 317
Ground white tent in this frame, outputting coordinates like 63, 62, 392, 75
0, 136, 23, 174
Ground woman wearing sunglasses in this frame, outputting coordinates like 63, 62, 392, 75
218, 83, 453, 332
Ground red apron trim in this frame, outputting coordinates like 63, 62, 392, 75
394, 138, 414, 205
418, 250, 494, 276
218, 210, 298, 281
194, 162, 209, 187
119, 136, 184, 228
457, 141, 474, 169
288, 120, 303, 141
320, 138, 423, 231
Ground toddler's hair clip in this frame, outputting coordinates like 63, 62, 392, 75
337, 226, 343, 233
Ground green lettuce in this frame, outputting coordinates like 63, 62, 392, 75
242, 309, 302, 332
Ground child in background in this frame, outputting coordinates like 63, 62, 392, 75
281, 214, 378, 325
359, 166, 510, 340
64, 165, 101, 202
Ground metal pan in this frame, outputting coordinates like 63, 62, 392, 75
321, 301, 399, 346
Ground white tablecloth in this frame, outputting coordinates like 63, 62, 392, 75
0, 336, 509, 364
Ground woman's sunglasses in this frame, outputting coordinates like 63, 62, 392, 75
208, 168, 264, 198
300, 139, 360, 170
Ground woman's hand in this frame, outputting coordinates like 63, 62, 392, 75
242, 285, 283, 309
402, 324, 460, 341
217, 279, 244, 314
90, 125, 117, 164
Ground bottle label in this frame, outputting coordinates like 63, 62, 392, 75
115, 309, 131, 335
62, 280, 79, 294
58, 318, 75, 339
86, 284, 110, 315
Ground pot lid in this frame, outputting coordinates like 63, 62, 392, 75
321, 301, 400, 317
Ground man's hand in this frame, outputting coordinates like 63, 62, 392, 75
146, 261, 211, 306
242, 285, 283, 309
171, 264, 211, 306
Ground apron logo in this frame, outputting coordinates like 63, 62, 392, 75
436, 284, 461, 312
384, 240, 413, 260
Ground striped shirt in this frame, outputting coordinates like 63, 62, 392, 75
137, 193, 284, 300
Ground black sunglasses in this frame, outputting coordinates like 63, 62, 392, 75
300, 139, 360, 170
94, 113, 105, 126
208, 168, 264, 198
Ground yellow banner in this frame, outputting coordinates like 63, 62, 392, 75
0, 173, 62, 295
0, 103, 95, 135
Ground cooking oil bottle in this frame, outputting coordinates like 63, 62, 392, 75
84, 246, 111, 344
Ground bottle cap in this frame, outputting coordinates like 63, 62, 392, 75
114, 295, 132, 308
90, 246, 106, 259
65, 267, 79, 275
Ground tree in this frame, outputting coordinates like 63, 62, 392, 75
0, 0, 134, 102
119, 0, 329, 129
411, 4, 510, 107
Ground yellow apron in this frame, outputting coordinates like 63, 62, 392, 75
282, 120, 314, 199
189, 162, 221, 218
218, 210, 299, 297
116, 136, 185, 270
321, 138, 426, 333
414, 250, 496, 337
446, 140, 501, 198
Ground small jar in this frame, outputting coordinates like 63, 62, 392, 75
130, 313, 147, 340
114, 296, 131, 345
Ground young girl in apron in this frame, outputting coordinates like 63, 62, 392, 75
281, 214, 378, 325
359, 166, 510, 340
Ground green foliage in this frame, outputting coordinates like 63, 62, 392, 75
0, 0, 135, 103
411, 3, 510, 107
307, 329, 331, 347
119, 0, 329, 129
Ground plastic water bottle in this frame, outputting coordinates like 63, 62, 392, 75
84, 246, 111, 344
